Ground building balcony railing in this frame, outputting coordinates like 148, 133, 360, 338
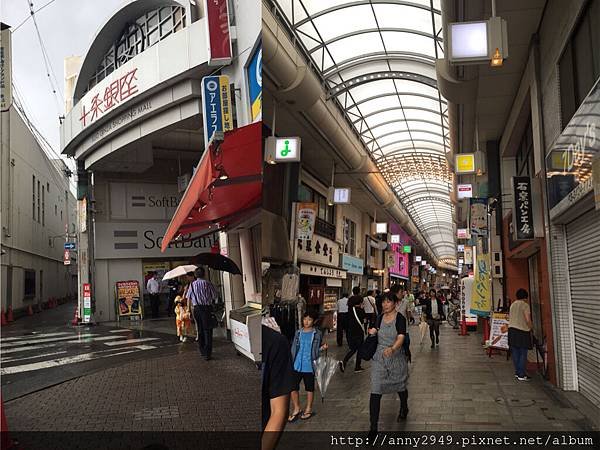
315, 218, 336, 241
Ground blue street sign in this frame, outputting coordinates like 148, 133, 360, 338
201, 75, 232, 150
64, 242, 76, 250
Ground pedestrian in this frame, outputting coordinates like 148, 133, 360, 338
166, 277, 180, 317
508, 289, 533, 381
288, 311, 328, 422
174, 287, 191, 342
374, 289, 383, 315
336, 292, 349, 347
262, 323, 295, 450
182, 272, 199, 341
423, 289, 444, 348
340, 286, 366, 373
363, 290, 377, 330
368, 292, 410, 435
404, 289, 416, 324
146, 271, 161, 319
187, 267, 218, 360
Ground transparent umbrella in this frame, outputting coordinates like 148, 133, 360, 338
313, 350, 338, 403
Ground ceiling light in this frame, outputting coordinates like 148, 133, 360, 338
490, 48, 503, 67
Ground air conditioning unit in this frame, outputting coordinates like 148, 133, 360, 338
492, 251, 503, 278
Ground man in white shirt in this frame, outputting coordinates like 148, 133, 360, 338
362, 290, 376, 329
146, 272, 161, 318
336, 293, 349, 347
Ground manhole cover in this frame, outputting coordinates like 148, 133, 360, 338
495, 397, 536, 407
133, 406, 180, 420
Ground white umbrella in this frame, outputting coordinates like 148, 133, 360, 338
162, 265, 197, 281
314, 351, 338, 402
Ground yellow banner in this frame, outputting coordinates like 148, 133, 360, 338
219, 75, 233, 131
471, 253, 491, 316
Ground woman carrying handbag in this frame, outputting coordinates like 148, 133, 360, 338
367, 292, 409, 435
339, 287, 366, 373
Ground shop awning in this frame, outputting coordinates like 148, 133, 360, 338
161, 122, 262, 252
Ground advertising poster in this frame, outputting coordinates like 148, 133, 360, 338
469, 198, 488, 236
116, 280, 142, 316
464, 246, 473, 265
296, 203, 317, 240
470, 253, 491, 316
489, 312, 509, 349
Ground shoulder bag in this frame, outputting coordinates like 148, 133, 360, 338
358, 314, 382, 361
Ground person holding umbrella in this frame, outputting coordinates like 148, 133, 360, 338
368, 292, 409, 435
187, 266, 218, 360
288, 311, 328, 422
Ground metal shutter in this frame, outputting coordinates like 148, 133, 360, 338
566, 207, 600, 408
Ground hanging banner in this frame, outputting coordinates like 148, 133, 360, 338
489, 312, 509, 349
296, 203, 317, 241
464, 246, 473, 265
204, 0, 232, 66
512, 176, 534, 240
246, 44, 262, 121
469, 198, 488, 236
470, 253, 491, 316
116, 280, 142, 317
201, 75, 233, 150
1, 27, 12, 112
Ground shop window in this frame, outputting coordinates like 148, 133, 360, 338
37, 180, 41, 223
24, 270, 36, 298
516, 118, 534, 177
42, 185, 45, 226
32, 175, 36, 221
344, 218, 356, 255
559, 0, 600, 128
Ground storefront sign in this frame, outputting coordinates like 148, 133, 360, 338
512, 177, 534, 240
489, 312, 509, 349
247, 44, 261, 121
265, 136, 302, 163
116, 280, 142, 317
469, 198, 488, 236
333, 188, 351, 204
457, 244, 465, 252
464, 246, 473, 265
82, 283, 92, 323
202, 75, 233, 149
412, 265, 419, 277
300, 264, 347, 279
95, 222, 217, 259
204, 0, 232, 66
457, 184, 473, 199
457, 228, 469, 239
389, 244, 409, 277
455, 153, 475, 174
1, 27, 12, 111
415, 256, 422, 262
90, 100, 153, 144
342, 254, 364, 275
296, 203, 317, 240
297, 234, 340, 267
391, 234, 400, 244
375, 222, 388, 234
63, 249, 71, 265
230, 320, 250, 352
403, 245, 411, 253
78, 198, 87, 232
470, 253, 491, 316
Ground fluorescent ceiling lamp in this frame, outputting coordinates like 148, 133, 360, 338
449, 21, 488, 60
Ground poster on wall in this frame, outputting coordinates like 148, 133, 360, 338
464, 246, 473, 265
469, 198, 488, 236
296, 203, 317, 240
470, 253, 491, 316
116, 281, 142, 317
489, 312, 509, 349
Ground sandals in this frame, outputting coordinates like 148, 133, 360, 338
300, 411, 314, 420
287, 411, 301, 423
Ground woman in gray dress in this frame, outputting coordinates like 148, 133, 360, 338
367, 293, 409, 433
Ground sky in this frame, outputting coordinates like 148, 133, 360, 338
2, 0, 123, 157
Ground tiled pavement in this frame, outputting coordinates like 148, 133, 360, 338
4, 337, 261, 432
288, 322, 598, 432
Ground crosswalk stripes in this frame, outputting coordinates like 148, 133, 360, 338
0, 328, 177, 376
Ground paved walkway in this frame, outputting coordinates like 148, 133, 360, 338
287, 321, 597, 432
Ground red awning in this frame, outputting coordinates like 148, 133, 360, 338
161, 122, 262, 252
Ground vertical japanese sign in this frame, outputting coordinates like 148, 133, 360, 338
63, 249, 71, 265
82, 283, 92, 323
513, 176, 534, 240
201, 75, 233, 149
469, 198, 488, 236
0, 27, 12, 111
296, 203, 317, 240
204, 0, 232, 66
246, 44, 262, 121
470, 253, 491, 316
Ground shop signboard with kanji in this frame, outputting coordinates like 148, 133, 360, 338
296, 203, 317, 241
116, 280, 142, 317
83, 283, 92, 323
201, 75, 233, 150
512, 176, 534, 240
204, 0, 232, 66
469, 198, 488, 236
489, 312, 509, 349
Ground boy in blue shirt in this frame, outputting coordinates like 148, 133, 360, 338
287, 311, 327, 421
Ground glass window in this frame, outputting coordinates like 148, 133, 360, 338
32, 175, 36, 221
344, 218, 356, 255
24, 270, 36, 298
37, 180, 40, 223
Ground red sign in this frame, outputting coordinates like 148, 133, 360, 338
79, 68, 139, 126
83, 283, 91, 296
205, 0, 232, 65
64, 249, 71, 265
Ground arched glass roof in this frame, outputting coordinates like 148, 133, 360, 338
272, 0, 456, 264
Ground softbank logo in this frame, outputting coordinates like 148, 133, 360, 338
113, 230, 139, 250
130, 195, 180, 208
